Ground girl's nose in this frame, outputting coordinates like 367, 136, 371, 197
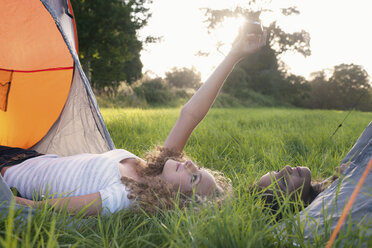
185, 160, 197, 173
284, 165, 293, 174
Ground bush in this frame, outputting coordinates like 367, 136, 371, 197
213, 90, 286, 108
165, 67, 202, 89
134, 77, 173, 105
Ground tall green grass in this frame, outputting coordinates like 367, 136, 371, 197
1, 108, 371, 247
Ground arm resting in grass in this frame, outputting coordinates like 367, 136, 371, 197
15, 192, 102, 216
164, 30, 267, 151
313, 163, 350, 192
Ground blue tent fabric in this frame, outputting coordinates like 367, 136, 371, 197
0, 174, 33, 219
299, 122, 372, 241
0, 174, 12, 202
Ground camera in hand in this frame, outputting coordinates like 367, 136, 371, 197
245, 20, 263, 34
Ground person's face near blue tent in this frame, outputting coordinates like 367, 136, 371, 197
258, 165, 312, 201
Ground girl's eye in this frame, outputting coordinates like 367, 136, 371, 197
281, 177, 286, 186
191, 174, 198, 183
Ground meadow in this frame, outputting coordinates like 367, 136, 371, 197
1, 107, 372, 247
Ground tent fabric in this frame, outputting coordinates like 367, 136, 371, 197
0, 0, 114, 155
0, 1, 73, 71
0, 82, 10, 111
0, 0, 115, 217
299, 122, 372, 241
38, 0, 115, 155
0, 174, 34, 219
0, 68, 73, 149
31, 64, 111, 156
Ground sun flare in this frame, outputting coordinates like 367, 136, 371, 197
212, 17, 246, 55
140, 0, 372, 81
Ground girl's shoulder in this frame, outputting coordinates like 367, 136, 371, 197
100, 149, 141, 162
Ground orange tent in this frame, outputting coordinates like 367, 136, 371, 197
0, 0, 114, 156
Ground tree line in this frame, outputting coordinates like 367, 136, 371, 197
223, 62, 372, 110
71, 0, 372, 111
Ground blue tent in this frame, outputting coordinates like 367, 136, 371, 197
297, 122, 372, 242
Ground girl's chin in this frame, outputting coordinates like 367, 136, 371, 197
301, 167, 312, 181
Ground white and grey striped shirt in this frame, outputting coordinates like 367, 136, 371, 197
4, 149, 139, 214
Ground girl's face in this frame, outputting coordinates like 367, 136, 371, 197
258, 165, 312, 201
160, 159, 217, 196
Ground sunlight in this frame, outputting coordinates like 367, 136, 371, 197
212, 16, 246, 55
140, 0, 372, 81
216, 16, 246, 41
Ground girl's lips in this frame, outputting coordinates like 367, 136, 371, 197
296, 167, 302, 177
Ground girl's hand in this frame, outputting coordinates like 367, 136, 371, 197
229, 24, 267, 60
336, 163, 349, 175
15, 196, 35, 207
164, 23, 267, 152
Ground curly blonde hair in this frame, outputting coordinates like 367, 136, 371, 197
121, 146, 233, 213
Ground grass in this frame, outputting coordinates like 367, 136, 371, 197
1, 107, 372, 247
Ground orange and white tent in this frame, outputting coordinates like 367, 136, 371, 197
0, 0, 114, 155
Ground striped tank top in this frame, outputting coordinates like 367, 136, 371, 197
4, 149, 139, 214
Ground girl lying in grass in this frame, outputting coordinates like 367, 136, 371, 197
254, 163, 349, 215
0, 24, 266, 215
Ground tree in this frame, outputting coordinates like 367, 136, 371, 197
165, 67, 202, 89
202, 3, 311, 103
328, 64, 371, 109
305, 64, 372, 110
134, 77, 173, 104
71, 0, 153, 94
305, 70, 332, 109
280, 74, 310, 106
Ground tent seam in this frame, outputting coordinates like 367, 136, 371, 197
40, 0, 115, 150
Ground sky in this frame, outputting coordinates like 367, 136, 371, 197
139, 0, 372, 81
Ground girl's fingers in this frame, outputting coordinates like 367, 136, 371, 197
246, 34, 259, 44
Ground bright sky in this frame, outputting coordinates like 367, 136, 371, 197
139, 0, 372, 81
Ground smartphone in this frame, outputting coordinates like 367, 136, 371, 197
245, 20, 263, 34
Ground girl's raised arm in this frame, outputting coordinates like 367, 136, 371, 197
164, 28, 267, 151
